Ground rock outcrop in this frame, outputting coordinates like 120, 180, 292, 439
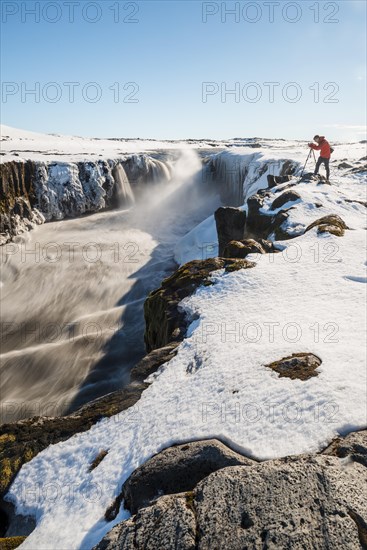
214, 207, 247, 257
246, 192, 292, 241
305, 215, 349, 237
223, 238, 276, 259
270, 190, 301, 210
0, 155, 172, 243
267, 174, 293, 188
94, 451, 367, 550
121, 439, 254, 515
264, 353, 322, 381
0, 161, 42, 244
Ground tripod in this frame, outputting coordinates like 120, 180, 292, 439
299, 148, 317, 179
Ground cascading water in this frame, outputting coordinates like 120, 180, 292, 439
112, 163, 135, 207
0, 149, 221, 423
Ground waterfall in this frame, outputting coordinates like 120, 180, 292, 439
112, 163, 135, 207
208, 151, 298, 206
150, 158, 172, 183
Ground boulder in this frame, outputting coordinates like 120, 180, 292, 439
214, 207, 246, 257
95, 494, 196, 550
223, 239, 266, 259
246, 194, 293, 241
271, 211, 292, 241
338, 162, 353, 169
264, 353, 322, 381
271, 190, 301, 211
305, 215, 349, 238
223, 238, 277, 259
95, 455, 367, 550
121, 439, 253, 514
193, 457, 367, 550
298, 172, 315, 183
267, 175, 293, 188
246, 194, 271, 235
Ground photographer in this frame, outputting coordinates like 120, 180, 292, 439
308, 135, 332, 182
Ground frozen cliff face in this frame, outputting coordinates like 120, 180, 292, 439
35, 161, 117, 222
207, 150, 298, 206
122, 154, 172, 187
0, 155, 173, 243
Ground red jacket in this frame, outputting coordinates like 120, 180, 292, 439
309, 137, 331, 159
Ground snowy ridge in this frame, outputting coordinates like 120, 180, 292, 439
5, 144, 366, 550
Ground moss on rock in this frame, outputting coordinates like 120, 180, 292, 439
305, 215, 349, 237
0, 537, 27, 550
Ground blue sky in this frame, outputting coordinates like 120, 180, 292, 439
1, 0, 366, 140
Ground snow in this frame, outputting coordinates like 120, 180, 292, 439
2, 123, 365, 163
4, 133, 367, 549
0, 124, 222, 162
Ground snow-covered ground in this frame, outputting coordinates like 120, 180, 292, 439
2, 123, 365, 162
3, 132, 367, 549
0, 124, 222, 162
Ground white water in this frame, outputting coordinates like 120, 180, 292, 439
0, 150, 221, 423
112, 163, 135, 207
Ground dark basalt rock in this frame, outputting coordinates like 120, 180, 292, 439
130, 342, 181, 383
246, 194, 269, 234
264, 353, 322, 381
271, 190, 301, 211
214, 207, 247, 257
246, 194, 293, 241
121, 439, 254, 515
305, 214, 349, 237
267, 174, 293, 188
299, 172, 327, 184
223, 238, 276, 259
0, 161, 39, 243
338, 162, 353, 169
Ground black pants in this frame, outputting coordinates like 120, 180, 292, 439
314, 156, 330, 180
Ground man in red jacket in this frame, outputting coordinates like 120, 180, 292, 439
308, 135, 331, 182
